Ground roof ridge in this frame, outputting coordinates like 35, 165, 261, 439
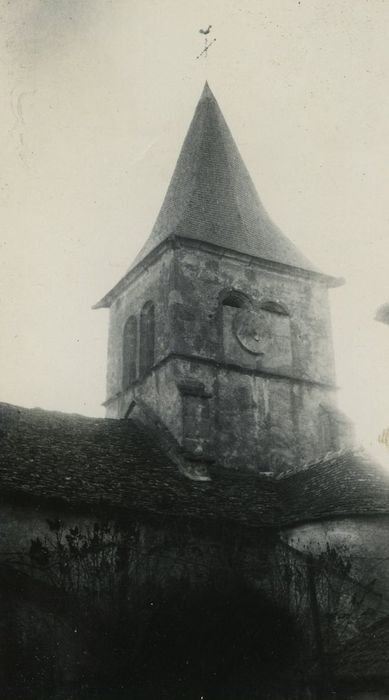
0, 401, 126, 425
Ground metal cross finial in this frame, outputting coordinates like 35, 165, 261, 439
196, 25, 216, 60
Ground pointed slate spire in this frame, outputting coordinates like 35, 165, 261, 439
130, 82, 316, 273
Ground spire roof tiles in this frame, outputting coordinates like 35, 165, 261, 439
95, 84, 341, 309
131, 82, 317, 273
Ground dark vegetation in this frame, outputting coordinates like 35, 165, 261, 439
0, 519, 383, 700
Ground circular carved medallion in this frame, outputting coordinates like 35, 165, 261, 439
233, 309, 269, 355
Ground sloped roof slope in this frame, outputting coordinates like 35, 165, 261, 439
1, 403, 389, 529
279, 449, 389, 524
0, 402, 280, 529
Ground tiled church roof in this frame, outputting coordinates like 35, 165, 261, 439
0, 402, 280, 529
1, 402, 389, 529
278, 449, 389, 524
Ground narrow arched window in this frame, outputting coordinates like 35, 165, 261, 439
122, 315, 138, 389
221, 290, 249, 310
140, 301, 155, 376
219, 289, 251, 360
259, 301, 289, 317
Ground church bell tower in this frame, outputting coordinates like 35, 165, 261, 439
94, 83, 353, 473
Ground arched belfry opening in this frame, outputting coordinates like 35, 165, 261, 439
220, 289, 251, 310
219, 289, 252, 360
259, 300, 289, 316
122, 315, 138, 389
139, 301, 155, 377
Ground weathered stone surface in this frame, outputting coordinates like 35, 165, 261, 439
105, 241, 347, 470
285, 516, 389, 613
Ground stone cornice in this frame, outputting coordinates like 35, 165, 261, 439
93, 234, 343, 309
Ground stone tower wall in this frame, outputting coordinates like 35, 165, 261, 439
105, 241, 346, 471
105, 249, 174, 401
170, 244, 336, 386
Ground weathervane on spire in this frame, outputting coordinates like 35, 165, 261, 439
196, 25, 216, 60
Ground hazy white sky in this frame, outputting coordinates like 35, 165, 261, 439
1, 0, 389, 452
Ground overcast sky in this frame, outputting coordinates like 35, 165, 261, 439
1, 0, 389, 454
